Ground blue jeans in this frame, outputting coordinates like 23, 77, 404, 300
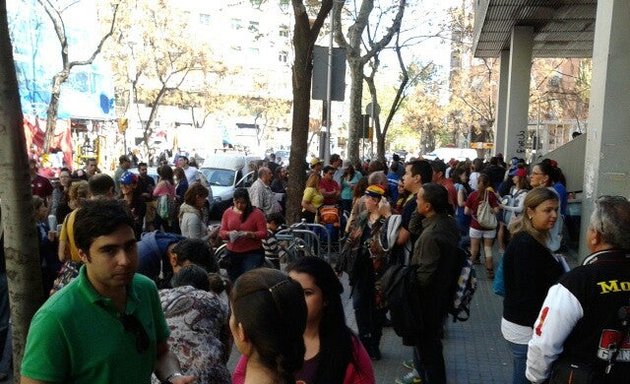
507, 341, 530, 384
226, 250, 264, 283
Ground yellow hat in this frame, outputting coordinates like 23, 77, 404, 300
310, 158, 323, 168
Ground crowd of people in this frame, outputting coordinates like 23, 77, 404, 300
0, 149, 627, 384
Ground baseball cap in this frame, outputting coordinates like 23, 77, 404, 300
509, 167, 527, 178
120, 171, 137, 185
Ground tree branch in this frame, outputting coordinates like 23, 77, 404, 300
68, 4, 119, 69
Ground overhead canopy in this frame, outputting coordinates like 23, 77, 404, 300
473, 0, 597, 58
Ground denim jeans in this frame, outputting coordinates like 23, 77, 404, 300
226, 250, 264, 283
351, 272, 384, 350
507, 341, 530, 384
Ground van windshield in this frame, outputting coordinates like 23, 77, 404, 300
200, 168, 235, 187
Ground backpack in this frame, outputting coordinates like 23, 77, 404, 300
318, 205, 340, 226
157, 195, 179, 223
379, 264, 422, 342
501, 188, 527, 226
449, 247, 478, 322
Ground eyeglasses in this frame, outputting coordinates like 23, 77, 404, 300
120, 314, 149, 353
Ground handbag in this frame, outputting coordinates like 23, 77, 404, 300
549, 358, 597, 384
476, 190, 497, 229
50, 261, 80, 296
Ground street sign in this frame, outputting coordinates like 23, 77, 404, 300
366, 102, 380, 117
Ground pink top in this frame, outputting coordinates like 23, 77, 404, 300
231, 336, 375, 384
152, 181, 175, 197
219, 207, 267, 253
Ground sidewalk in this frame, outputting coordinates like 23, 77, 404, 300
348, 267, 513, 384
226, 265, 512, 384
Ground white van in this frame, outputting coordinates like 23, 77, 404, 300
422, 147, 478, 162
199, 153, 261, 218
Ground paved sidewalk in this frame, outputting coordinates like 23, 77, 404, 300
227, 265, 512, 384
228, 248, 580, 383
349, 267, 513, 384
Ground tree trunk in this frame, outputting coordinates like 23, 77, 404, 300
285, 0, 332, 224
346, 58, 364, 164
43, 71, 68, 151
0, 3, 46, 381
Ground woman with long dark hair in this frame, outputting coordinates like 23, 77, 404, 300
153, 164, 177, 232
230, 268, 307, 384
219, 188, 267, 283
288, 257, 375, 384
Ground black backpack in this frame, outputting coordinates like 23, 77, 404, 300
379, 264, 422, 343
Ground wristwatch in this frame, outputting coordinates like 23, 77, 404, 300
162, 372, 183, 384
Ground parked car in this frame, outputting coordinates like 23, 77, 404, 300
422, 147, 478, 162
200, 154, 261, 218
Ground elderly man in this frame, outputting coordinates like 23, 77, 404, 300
526, 195, 630, 383
248, 167, 274, 215
21, 200, 194, 384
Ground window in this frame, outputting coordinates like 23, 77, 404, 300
231, 18, 243, 31
279, 0, 289, 12
278, 51, 288, 63
249, 47, 260, 56
199, 13, 211, 25
249, 21, 259, 34
279, 25, 289, 37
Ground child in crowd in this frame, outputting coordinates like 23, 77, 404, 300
261, 212, 286, 269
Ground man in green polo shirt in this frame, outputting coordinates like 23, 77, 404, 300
21, 199, 195, 384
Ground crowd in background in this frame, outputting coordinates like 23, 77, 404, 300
2, 147, 628, 384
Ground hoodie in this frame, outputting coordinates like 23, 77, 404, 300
137, 231, 185, 282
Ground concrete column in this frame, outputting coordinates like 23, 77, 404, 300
579, 0, 630, 260
504, 26, 533, 159
493, 50, 510, 156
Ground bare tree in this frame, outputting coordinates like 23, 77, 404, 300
364, 30, 435, 161
285, 0, 333, 224
333, 0, 406, 165
37, 0, 119, 152
0, 2, 45, 381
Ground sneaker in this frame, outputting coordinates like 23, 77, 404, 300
402, 359, 415, 369
395, 369, 422, 384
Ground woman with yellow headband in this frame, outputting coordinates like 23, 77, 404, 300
337, 184, 393, 361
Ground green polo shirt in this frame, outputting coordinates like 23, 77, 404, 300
21, 266, 169, 383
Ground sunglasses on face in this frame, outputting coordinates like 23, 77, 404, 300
120, 314, 149, 353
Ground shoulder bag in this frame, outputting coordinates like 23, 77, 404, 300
476, 190, 497, 229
